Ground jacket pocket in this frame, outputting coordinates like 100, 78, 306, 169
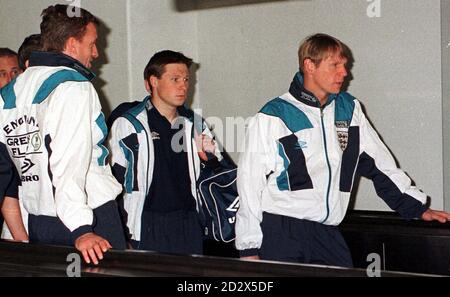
276, 133, 313, 191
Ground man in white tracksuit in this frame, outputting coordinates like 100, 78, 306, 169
108, 50, 219, 254
236, 33, 450, 267
0, 4, 126, 265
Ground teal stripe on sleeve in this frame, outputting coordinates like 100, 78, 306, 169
32, 70, 89, 104
95, 113, 109, 166
1, 78, 18, 109
335, 92, 355, 123
276, 142, 291, 191
123, 113, 145, 133
260, 98, 313, 133
119, 140, 134, 193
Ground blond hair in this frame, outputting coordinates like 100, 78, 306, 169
298, 33, 348, 72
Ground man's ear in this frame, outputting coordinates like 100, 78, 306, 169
63, 36, 78, 57
149, 75, 158, 91
303, 58, 316, 74
144, 79, 151, 93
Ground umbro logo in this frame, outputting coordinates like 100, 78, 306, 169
300, 91, 318, 103
226, 197, 240, 213
21, 158, 35, 174
151, 132, 160, 140
294, 140, 308, 150
226, 197, 239, 224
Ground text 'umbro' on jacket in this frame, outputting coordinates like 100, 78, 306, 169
0, 52, 121, 235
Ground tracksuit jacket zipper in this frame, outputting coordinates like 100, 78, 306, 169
320, 107, 332, 223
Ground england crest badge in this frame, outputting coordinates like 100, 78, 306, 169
335, 120, 349, 151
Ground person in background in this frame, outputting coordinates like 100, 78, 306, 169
1, 34, 42, 242
0, 48, 21, 88
0, 48, 23, 240
18, 34, 41, 71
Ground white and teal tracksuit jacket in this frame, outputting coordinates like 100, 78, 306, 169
0, 52, 121, 236
107, 97, 221, 241
235, 72, 428, 253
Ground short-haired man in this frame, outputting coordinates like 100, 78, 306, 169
0, 48, 22, 88
1, 35, 42, 242
108, 50, 219, 254
236, 33, 450, 267
0, 49, 22, 237
0, 4, 126, 265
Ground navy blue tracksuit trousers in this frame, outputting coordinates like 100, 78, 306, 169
28, 200, 127, 249
259, 212, 353, 267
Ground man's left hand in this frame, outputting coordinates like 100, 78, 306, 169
196, 134, 216, 161
421, 208, 450, 223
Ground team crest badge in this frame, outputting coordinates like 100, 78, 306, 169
335, 120, 349, 151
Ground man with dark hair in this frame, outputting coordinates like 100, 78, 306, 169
0, 48, 22, 240
0, 48, 22, 88
0, 4, 126, 265
40, 5, 98, 54
1, 36, 40, 241
108, 50, 219, 254
236, 33, 450, 267
18, 34, 41, 71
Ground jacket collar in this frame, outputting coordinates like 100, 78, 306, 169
145, 96, 195, 122
145, 97, 203, 133
289, 71, 337, 108
28, 51, 96, 81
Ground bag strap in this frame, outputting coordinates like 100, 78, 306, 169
190, 123, 209, 235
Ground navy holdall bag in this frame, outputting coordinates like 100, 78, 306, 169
197, 160, 239, 243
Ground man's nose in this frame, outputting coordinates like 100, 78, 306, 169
5, 73, 12, 84
180, 82, 188, 91
92, 45, 99, 59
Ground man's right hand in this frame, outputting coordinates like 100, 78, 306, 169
74, 233, 112, 265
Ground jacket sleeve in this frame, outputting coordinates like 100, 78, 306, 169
0, 96, 19, 202
46, 82, 94, 235
0, 97, 12, 202
0, 141, 19, 200
107, 117, 133, 190
201, 120, 224, 167
235, 114, 274, 255
85, 97, 122, 210
5, 165, 20, 198
107, 116, 137, 241
356, 101, 428, 219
